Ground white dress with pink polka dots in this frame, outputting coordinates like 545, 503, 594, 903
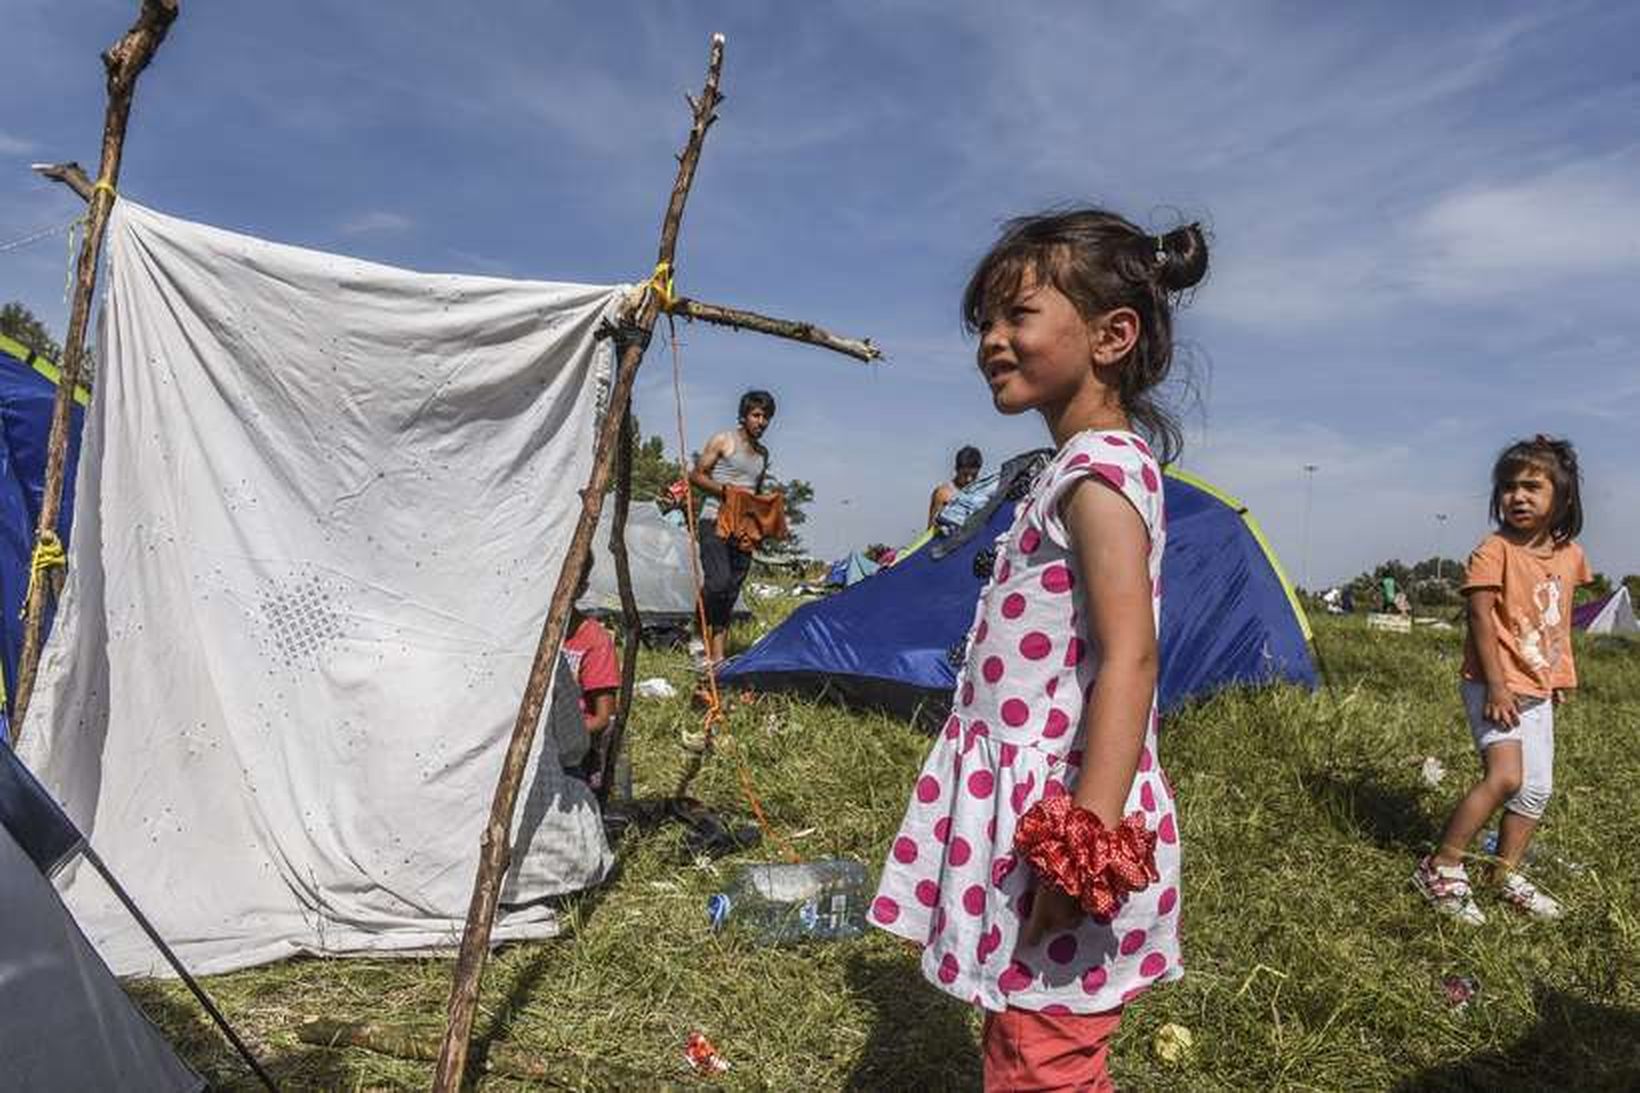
869, 429, 1181, 1015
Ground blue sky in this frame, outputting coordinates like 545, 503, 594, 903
4, 1, 1637, 584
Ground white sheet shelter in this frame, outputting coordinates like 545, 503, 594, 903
20, 201, 622, 975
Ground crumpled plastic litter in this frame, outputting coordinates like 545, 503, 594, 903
1441, 975, 1479, 1011
1153, 1022, 1194, 1064
1420, 757, 1446, 786
636, 677, 678, 699
685, 1031, 730, 1075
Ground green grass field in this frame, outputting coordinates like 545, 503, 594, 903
133, 608, 1639, 1091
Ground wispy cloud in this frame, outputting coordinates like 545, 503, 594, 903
1409, 155, 1640, 296
339, 210, 412, 236
0, 131, 36, 156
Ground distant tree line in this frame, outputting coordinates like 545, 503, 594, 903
0, 301, 94, 384
1325, 556, 1638, 613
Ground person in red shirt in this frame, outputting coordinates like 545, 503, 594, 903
563, 607, 619, 739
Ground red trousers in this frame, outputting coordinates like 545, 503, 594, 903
982, 1006, 1123, 1092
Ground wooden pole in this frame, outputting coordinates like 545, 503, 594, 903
431, 34, 727, 1091
11, 0, 179, 737
597, 408, 643, 802
670, 296, 880, 362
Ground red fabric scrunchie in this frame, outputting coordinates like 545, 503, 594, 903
1013, 797, 1159, 919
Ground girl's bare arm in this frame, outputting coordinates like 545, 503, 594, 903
1467, 589, 1519, 727
1064, 482, 1157, 827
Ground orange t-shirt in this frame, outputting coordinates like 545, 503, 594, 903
1460, 533, 1592, 697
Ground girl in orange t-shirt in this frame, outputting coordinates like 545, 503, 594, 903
1414, 437, 1591, 924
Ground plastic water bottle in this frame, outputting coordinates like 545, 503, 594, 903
706, 859, 869, 944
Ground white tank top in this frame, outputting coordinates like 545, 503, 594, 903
700, 434, 767, 520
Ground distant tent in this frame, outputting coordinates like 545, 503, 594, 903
1573, 586, 1638, 635
826, 550, 880, 588
579, 501, 746, 636
0, 334, 88, 738
720, 458, 1316, 725
0, 747, 202, 1090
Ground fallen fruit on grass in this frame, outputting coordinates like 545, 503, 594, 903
685, 1030, 730, 1075
1154, 1022, 1194, 1064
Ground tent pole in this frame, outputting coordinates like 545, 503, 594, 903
597, 408, 643, 804
12, 0, 180, 738
431, 34, 727, 1092
81, 847, 277, 1092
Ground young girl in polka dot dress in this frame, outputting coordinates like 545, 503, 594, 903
870, 209, 1209, 1091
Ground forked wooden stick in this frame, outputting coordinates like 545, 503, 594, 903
431, 33, 728, 1092
669, 296, 880, 361
12, 0, 179, 736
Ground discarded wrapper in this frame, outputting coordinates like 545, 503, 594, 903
1441, 975, 1480, 1011
1420, 757, 1446, 787
1153, 1022, 1194, 1064
636, 677, 678, 700
685, 1031, 730, 1075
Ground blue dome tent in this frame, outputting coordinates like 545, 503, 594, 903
718, 453, 1315, 726
825, 550, 880, 588
0, 335, 88, 740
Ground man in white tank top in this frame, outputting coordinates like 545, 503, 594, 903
689, 390, 776, 666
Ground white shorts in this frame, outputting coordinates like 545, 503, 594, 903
1460, 680, 1555, 819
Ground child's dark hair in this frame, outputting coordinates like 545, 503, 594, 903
961, 208, 1208, 464
1490, 435, 1583, 543
955, 445, 983, 471
738, 389, 776, 420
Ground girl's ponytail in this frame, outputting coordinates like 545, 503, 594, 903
1153, 223, 1209, 294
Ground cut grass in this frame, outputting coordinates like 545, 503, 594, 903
129, 611, 1639, 1090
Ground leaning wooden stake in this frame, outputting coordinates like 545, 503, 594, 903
12, 0, 179, 736
598, 409, 644, 801
431, 33, 727, 1091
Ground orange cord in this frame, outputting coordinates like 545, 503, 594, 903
666, 316, 800, 863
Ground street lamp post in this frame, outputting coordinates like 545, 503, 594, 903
1435, 512, 1449, 581
1301, 464, 1319, 592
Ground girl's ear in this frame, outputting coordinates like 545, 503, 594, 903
1089, 307, 1141, 367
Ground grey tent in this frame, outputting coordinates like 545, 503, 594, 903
0, 818, 203, 1090
579, 502, 746, 634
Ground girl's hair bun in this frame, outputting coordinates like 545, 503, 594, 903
1155, 222, 1209, 293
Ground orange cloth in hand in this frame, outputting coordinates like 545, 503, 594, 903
715, 487, 789, 553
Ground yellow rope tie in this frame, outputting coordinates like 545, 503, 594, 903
648, 260, 678, 313
92, 177, 118, 202
23, 531, 67, 617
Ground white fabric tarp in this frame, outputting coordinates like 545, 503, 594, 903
20, 201, 622, 975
